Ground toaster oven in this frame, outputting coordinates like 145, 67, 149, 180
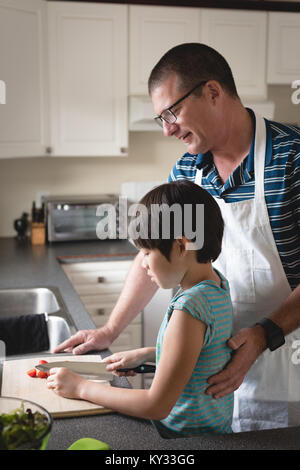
43, 194, 120, 242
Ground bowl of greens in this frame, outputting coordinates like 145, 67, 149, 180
0, 397, 52, 450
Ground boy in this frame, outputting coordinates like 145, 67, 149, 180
47, 181, 234, 437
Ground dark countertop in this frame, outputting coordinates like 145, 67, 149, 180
0, 237, 137, 331
1, 237, 300, 450
48, 414, 300, 450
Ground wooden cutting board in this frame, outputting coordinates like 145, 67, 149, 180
1, 355, 114, 418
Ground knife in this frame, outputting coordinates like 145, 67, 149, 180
35, 361, 156, 378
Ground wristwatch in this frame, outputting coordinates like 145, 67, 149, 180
255, 318, 285, 351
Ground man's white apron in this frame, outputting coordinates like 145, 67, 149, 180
195, 113, 300, 431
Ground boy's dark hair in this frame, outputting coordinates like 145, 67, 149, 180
133, 180, 224, 264
148, 43, 238, 99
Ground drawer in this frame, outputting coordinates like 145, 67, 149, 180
74, 282, 125, 296
63, 260, 132, 273
86, 303, 117, 319
123, 375, 142, 389
143, 375, 155, 390
92, 322, 142, 350
67, 270, 129, 285
80, 293, 121, 305
87, 303, 142, 325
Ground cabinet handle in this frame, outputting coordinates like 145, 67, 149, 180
96, 308, 105, 316
97, 276, 105, 283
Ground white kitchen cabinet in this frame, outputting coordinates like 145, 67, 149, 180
62, 259, 143, 388
129, 5, 200, 96
129, 6, 268, 101
200, 9, 268, 100
0, 0, 49, 158
47, 2, 128, 156
267, 13, 300, 84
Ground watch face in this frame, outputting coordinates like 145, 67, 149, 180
269, 333, 285, 351
268, 326, 285, 351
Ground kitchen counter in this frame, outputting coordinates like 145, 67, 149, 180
0, 237, 137, 332
48, 413, 300, 450
1, 236, 300, 450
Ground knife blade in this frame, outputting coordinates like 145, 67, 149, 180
35, 361, 156, 377
35, 361, 114, 379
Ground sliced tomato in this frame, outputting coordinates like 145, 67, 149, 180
27, 369, 37, 378
38, 359, 48, 364
37, 370, 49, 379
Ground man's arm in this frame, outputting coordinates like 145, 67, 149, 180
269, 284, 300, 336
54, 251, 159, 354
206, 285, 300, 398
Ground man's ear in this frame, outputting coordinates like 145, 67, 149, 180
206, 80, 222, 103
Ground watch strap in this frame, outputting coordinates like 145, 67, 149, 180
255, 318, 285, 351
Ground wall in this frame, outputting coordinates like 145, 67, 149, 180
268, 85, 300, 125
0, 131, 183, 237
1, 84, 299, 237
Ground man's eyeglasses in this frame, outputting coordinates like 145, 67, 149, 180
154, 80, 208, 128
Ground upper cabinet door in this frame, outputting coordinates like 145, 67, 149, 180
200, 9, 267, 100
129, 5, 200, 96
48, 2, 128, 157
0, 0, 48, 158
267, 13, 300, 84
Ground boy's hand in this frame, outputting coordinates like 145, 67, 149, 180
102, 349, 151, 377
47, 367, 86, 399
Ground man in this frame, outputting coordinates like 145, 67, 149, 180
55, 43, 300, 432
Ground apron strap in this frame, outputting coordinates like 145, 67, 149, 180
195, 112, 267, 203
253, 113, 267, 203
195, 168, 203, 186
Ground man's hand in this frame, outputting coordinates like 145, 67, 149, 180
206, 326, 267, 399
53, 325, 114, 355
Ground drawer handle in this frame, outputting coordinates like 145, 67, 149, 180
96, 308, 105, 316
97, 276, 106, 283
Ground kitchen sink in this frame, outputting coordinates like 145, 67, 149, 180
0, 287, 61, 316
0, 287, 76, 353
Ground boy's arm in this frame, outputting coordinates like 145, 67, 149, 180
48, 310, 206, 421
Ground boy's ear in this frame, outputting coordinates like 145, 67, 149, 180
175, 237, 188, 254
176, 236, 197, 255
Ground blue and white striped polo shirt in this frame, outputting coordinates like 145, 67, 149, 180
156, 271, 234, 436
168, 110, 300, 290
